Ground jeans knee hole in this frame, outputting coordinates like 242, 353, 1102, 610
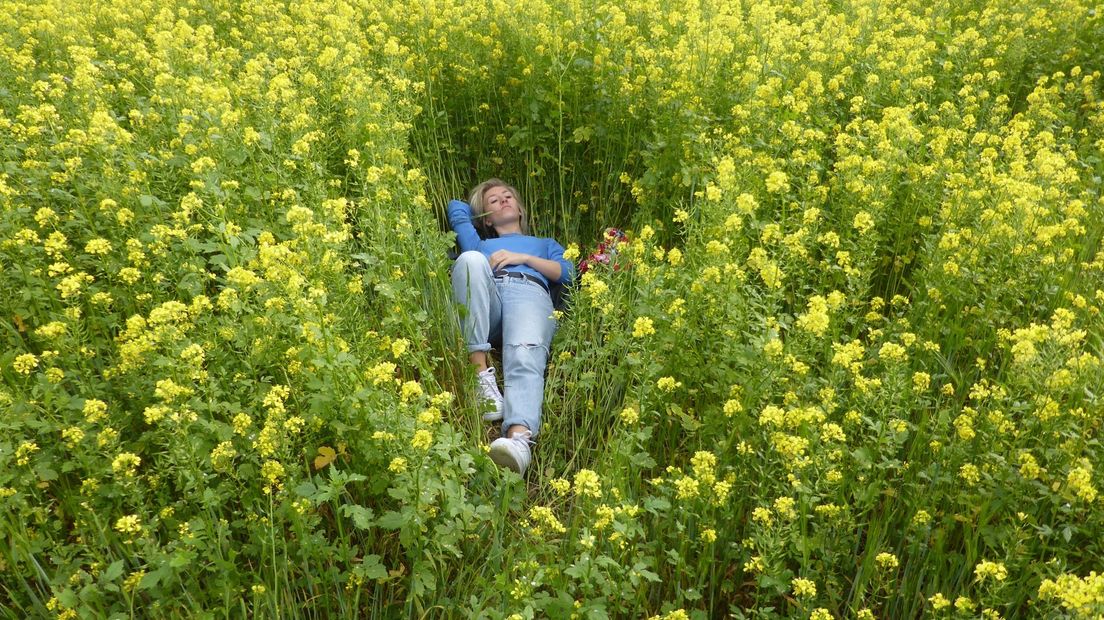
507, 343, 546, 351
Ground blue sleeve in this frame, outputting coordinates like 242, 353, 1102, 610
546, 238, 575, 285
447, 199, 483, 253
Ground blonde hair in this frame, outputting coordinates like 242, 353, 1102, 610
468, 178, 529, 236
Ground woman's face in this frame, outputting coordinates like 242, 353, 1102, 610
481, 185, 520, 227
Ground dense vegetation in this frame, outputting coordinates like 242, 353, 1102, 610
2, 0, 1103, 617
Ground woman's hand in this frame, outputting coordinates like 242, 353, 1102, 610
490, 251, 564, 282
489, 250, 530, 271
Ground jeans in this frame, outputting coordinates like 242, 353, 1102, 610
451, 251, 556, 437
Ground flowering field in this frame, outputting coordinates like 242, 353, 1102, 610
2, 0, 1103, 617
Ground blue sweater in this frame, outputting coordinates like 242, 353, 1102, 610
448, 199, 574, 287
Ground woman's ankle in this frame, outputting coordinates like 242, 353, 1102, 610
468, 351, 489, 371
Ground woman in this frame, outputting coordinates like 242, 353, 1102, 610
448, 179, 574, 475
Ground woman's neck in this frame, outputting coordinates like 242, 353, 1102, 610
494, 222, 523, 235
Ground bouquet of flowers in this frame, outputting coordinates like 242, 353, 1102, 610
578, 227, 630, 274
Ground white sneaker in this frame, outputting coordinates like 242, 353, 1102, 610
477, 367, 504, 422
489, 430, 532, 475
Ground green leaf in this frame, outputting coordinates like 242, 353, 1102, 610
644, 497, 670, 514
139, 566, 170, 590
57, 588, 79, 608
170, 550, 195, 568
359, 555, 387, 580
340, 504, 375, 530
293, 481, 317, 498
103, 560, 125, 582
631, 451, 656, 468
376, 510, 407, 530
36, 465, 58, 481
852, 447, 873, 468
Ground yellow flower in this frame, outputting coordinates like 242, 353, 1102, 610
974, 560, 1008, 583
758, 261, 783, 289
876, 552, 900, 570
796, 295, 830, 336
210, 442, 236, 472
123, 569, 146, 592
744, 556, 765, 573
912, 372, 931, 391
656, 376, 681, 392
691, 451, 717, 482
792, 577, 817, 598
632, 316, 656, 338
114, 514, 142, 537
765, 170, 789, 193
528, 505, 566, 536
232, 413, 253, 435
674, 476, 699, 500
1066, 460, 1097, 503
550, 478, 571, 495
15, 441, 39, 466
417, 407, 441, 426
853, 211, 875, 234
390, 338, 410, 358
261, 460, 285, 493
13, 353, 39, 375
430, 391, 454, 408
389, 457, 408, 473
619, 406, 640, 424
366, 362, 397, 385
411, 429, 433, 450
117, 267, 142, 284
878, 342, 908, 363
928, 593, 950, 610
35, 207, 59, 227
712, 481, 732, 506
773, 496, 797, 520
84, 238, 112, 255
112, 452, 141, 476
574, 469, 601, 498
1018, 453, 1042, 479
400, 380, 424, 402
1037, 571, 1104, 614
61, 427, 84, 448
959, 463, 981, 485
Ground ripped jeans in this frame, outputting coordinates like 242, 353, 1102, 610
451, 251, 557, 437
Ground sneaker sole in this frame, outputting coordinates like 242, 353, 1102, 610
482, 410, 504, 422
488, 445, 523, 473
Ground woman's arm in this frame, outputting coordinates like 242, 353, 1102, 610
447, 199, 483, 253
488, 239, 575, 284
487, 251, 561, 281
545, 238, 575, 285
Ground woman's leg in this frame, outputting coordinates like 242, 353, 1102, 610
498, 280, 556, 438
451, 251, 502, 358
